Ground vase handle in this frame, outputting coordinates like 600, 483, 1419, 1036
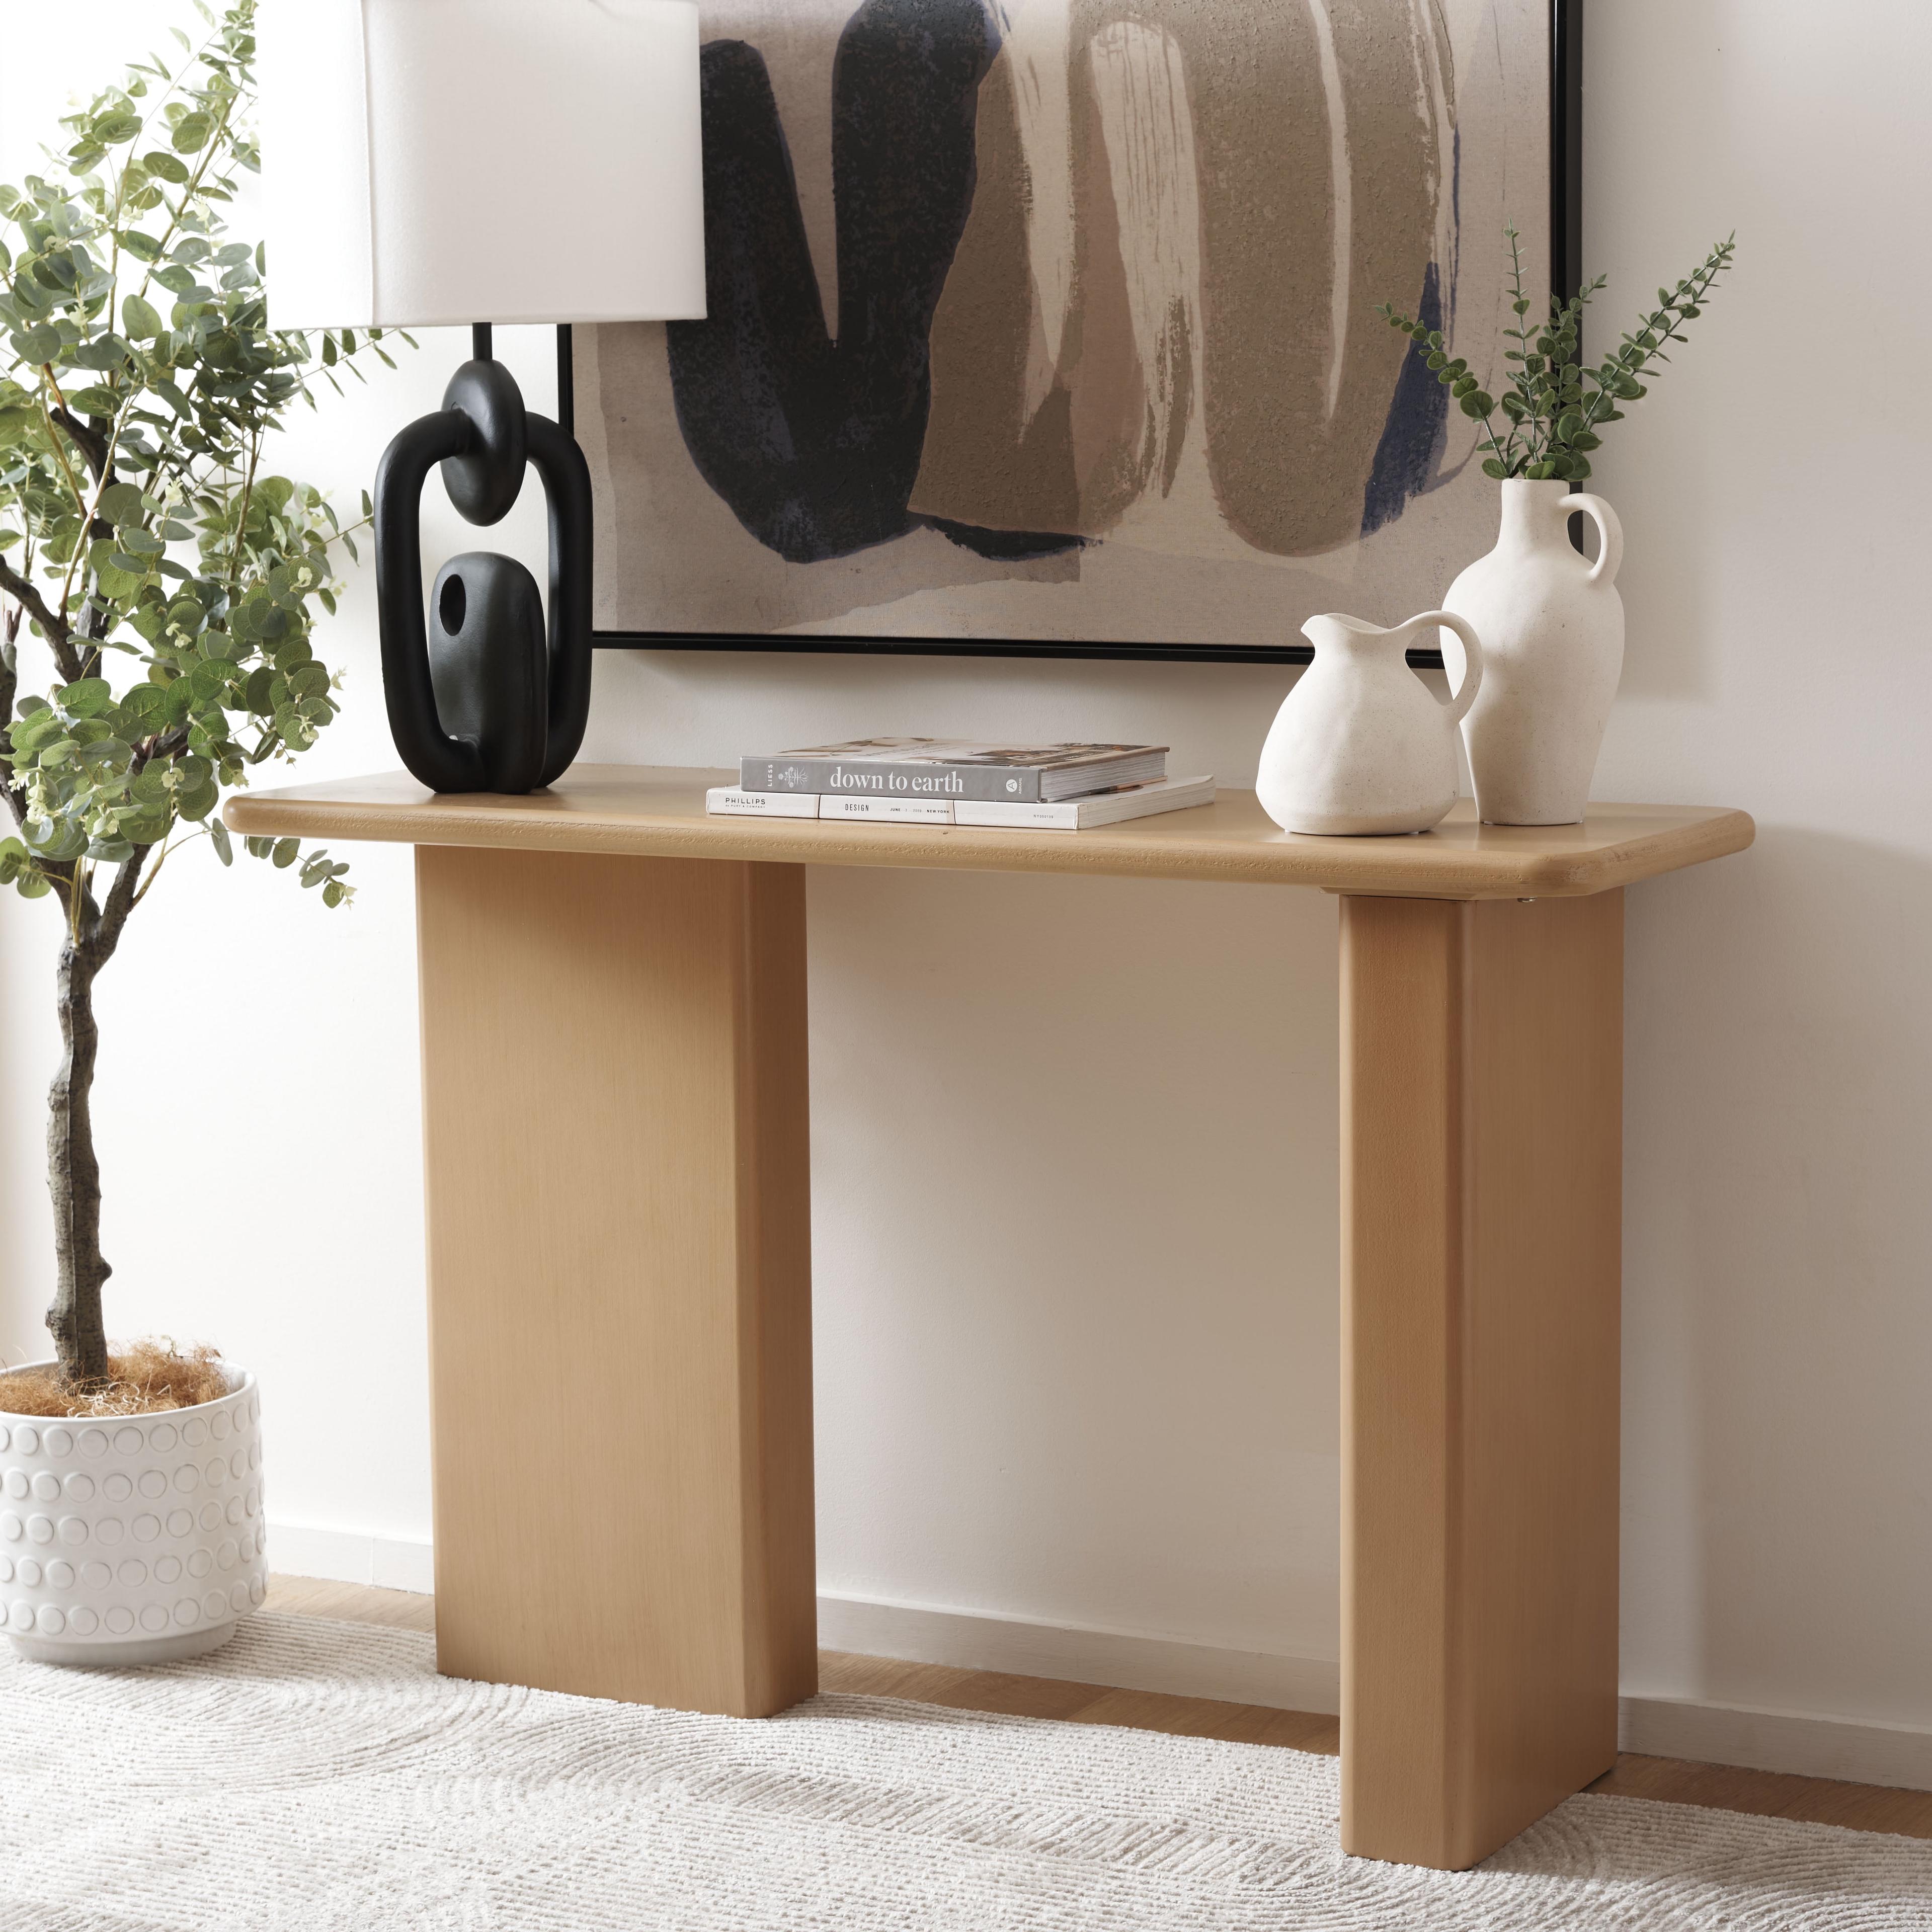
1568, 492, 1624, 587
1396, 609, 1485, 729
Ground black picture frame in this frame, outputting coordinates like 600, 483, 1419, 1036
562, 0, 1584, 672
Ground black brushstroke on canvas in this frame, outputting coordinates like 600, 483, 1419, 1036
1359, 261, 1450, 538
667, 2, 1077, 565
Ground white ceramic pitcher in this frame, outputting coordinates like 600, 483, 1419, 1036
1256, 611, 1484, 836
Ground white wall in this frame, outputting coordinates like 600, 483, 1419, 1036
1589, 0, 1932, 1733
4, 0, 1930, 1769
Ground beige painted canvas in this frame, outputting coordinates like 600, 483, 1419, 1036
574, 0, 1551, 650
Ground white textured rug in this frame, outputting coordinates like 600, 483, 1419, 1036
3, 1615, 1929, 1930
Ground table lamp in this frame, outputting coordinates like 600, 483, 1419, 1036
257, 0, 706, 794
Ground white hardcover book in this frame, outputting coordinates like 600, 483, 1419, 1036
706, 787, 822, 819
952, 774, 1216, 831
818, 794, 956, 824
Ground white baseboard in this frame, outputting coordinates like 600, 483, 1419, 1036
267, 1520, 434, 1596
820, 1592, 1932, 1793
1618, 1693, 1932, 1794
818, 1591, 1341, 1716
257, 1549, 1932, 1794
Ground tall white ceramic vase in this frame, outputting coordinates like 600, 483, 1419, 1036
1442, 478, 1625, 825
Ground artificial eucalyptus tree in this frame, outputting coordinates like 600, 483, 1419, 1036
0, 2, 403, 1391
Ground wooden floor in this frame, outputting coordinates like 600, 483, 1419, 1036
265, 1575, 1932, 1843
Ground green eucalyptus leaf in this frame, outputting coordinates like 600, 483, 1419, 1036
121, 292, 165, 339
271, 836, 299, 869
209, 817, 233, 865
175, 780, 218, 823
56, 678, 115, 718
78, 737, 134, 772
26, 816, 87, 860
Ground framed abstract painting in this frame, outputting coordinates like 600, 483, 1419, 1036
565, 0, 1581, 664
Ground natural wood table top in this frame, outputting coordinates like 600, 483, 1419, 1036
225, 768, 1754, 899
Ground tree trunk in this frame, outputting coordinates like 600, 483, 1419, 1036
46, 939, 112, 1387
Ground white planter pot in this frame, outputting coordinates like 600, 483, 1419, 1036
1442, 478, 1625, 825
0, 1362, 267, 1666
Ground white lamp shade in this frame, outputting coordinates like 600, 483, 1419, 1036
258, 0, 706, 329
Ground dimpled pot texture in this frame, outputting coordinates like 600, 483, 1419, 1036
0, 1363, 267, 1666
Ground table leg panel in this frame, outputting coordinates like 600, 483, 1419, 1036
416, 846, 815, 1717
1340, 891, 1622, 1868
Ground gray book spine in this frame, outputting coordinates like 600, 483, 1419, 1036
740, 758, 1047, 803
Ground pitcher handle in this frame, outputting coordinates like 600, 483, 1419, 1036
1568, 492, 1624, 587
1395, 609, 1485, 729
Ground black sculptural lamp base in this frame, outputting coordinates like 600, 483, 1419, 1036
373, 325, 594, 795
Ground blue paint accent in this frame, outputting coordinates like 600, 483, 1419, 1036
1359, 261, 1448, 538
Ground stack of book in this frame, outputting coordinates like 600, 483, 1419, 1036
709, 739, 1215, 831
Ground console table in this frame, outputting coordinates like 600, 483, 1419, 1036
227, 769, 1753, 1870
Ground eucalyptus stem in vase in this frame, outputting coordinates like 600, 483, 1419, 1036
1372, 226, 1735, 828
1377, 225, 1736, 482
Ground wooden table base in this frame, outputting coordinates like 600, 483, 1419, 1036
415, 846, 817, 1717
1340, 891, 1624, 1867
217, 776, 1743, 1872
